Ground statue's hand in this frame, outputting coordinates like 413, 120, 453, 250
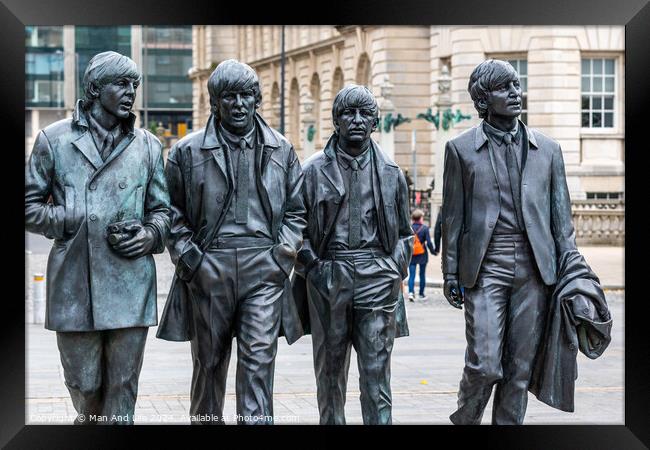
443, 276, 464, 309
110, 223, 156, 258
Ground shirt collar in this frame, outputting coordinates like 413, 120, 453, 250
218, 123, 256, 150
86, 109, 122, 149
483, 120, 520, 146
336, 144, 372, 170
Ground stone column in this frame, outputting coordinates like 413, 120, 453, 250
62, 26, 76, 116
377, 75, 395, 159
301, 95, 315, 160
432, 64, 452, 221
131, 26, 144, 127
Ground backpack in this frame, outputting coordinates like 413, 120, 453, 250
412, 224, 425, 256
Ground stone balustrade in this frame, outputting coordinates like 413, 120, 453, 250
572, 199, 625, 245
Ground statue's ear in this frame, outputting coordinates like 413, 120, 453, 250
209, 98, 218, 114
477, 98, 488, 110
87, 82, 100, 99
333, 118, 340, 133
372, 116, 379, 132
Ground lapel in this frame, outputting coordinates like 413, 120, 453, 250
88, 132, 137, 184
373, 141, 398, 207
519, 120, 538, 184
71, 100, 139, 181
70, 100, 104, 170
474, 122, 500, 188
255, 128, 272, 227
201, 114, 231, 191
320, 135, 346, 198
255, 114, 281, 228
372, 140, 398, 251
318, 136, 346, 250
71, 132, 104, 170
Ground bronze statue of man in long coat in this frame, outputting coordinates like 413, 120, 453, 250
157, 59, 306, 425
293, 85, 413, 425
25, 51, 170, 424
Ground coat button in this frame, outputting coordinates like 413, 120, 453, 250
89, 183, 97, 190
119, 181, 127, 189
582, 308, 590, 315
569, 343, 576, 351
216, 194, 224, 202
488, 222, 495, 228
89, 214, 97, 221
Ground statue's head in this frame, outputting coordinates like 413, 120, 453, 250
331, 84, 379, 145
208, 59, 262, 135
83, 51, 141, 119
468, 59, 522, 120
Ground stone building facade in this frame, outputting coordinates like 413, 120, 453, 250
190, 26, 625, 244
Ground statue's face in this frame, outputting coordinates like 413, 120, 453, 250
216, 87, 258, 135
484, 75, 522, 119
335, 106, 376, 145
97, 77, 138, 119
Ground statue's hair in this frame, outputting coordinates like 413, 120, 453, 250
83, 51, 141, 101
467, 59, 519, 119
331, 84, 379, 132
207, 59, 262, 119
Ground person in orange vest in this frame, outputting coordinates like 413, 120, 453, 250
408, 209, 438, 301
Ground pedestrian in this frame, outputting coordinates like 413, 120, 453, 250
407, 209, 437, 301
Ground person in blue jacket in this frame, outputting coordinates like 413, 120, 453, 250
407, 209, 438, 301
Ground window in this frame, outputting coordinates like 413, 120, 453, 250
581, 58, 616, 128
25, 26, 63, 48
507, 58, 528, 124
586, 192, 623, 200
75, 27, 132, 98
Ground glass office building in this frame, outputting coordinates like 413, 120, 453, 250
25, 25, 193, 156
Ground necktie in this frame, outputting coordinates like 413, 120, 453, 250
235, 138, 249, 224
348, 158, 361, 248
503, 133, 524, 229
100, 132, 114, 161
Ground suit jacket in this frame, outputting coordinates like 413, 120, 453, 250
292, 134, 414, 338
156, 113, 307, 344
529, 249, 612, 412
441, 120, 577, 288
25, 100, 170, 331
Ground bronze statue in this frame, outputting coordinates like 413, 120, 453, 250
442, 59, 611, 425
293, 85, 413, 424
25, 51, 170, 424
156, 59, 306, 425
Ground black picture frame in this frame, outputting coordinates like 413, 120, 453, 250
3, 0, 647, 447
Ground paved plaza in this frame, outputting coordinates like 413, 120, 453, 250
25, 233, 624, 425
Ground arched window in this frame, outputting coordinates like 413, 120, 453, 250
356, 53, 371, 87
332, 67, 344, 97
310, 73, 321, 146
289, 78, 300, 149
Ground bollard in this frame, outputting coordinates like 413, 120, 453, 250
25, 250, 32, 323
32, 273, 46, 325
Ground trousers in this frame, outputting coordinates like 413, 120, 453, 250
450, 234, 548, 425
56, 326, 148, 425
306, 248, 402, 425
187, 243, 285, 425
408, 261, 427, 296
